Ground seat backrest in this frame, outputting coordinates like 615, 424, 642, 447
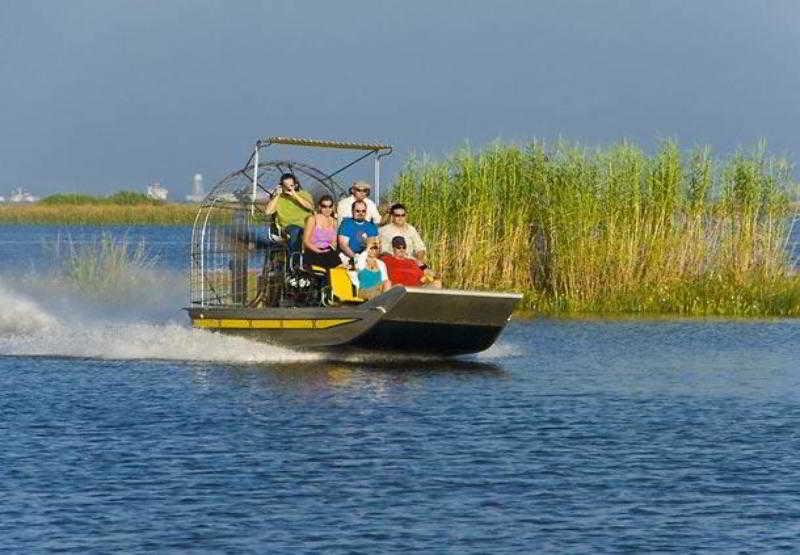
329, 267, 364, 303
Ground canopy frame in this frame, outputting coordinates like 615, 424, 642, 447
246, 136, 393, 204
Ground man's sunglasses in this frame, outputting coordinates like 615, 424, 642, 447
392, 212, 406, 217
353, 209, 367, 214
354, 188, 370, 193
320, 204, 333, 208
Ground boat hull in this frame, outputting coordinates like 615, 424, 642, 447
187, 287, 522, 356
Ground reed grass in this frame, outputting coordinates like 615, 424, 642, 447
49, 233, 161, 301
39, 190, 164, 205
0, 203, 198, 225
392, 140, 800, 316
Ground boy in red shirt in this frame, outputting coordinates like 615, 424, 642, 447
381, 236, 441, 288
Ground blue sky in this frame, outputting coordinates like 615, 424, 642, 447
1, 0, 798, 196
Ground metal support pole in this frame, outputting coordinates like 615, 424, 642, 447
375, 148, 392, 205
374, 155, 381, 204
251, 142, 260, 215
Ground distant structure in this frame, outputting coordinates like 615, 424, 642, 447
185, 173, 205, 203
8, 188, 39, 203
0, 195, 5, 203
146, 181, 169, 201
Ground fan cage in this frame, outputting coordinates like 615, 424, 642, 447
189, 161, 346, 308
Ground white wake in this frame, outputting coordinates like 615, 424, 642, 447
0, 276, 318, 363
0, 268, 519, 364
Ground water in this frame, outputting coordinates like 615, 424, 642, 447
2, 225, 800, 552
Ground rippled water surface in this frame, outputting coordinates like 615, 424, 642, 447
1, 225, 800, 552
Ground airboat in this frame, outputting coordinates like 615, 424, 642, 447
187, 136, 522, 355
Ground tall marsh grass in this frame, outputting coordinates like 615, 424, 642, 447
50, 233, 161, 301
39, 191, 165, 205
392, 140, 800, 316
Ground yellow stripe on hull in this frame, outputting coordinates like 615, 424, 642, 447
193, 318, 357, 330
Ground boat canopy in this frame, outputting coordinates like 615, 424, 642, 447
249, 135, 393, 205
260, 136, 392, 152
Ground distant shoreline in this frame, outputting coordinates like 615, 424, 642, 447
0, 203, 198, 225
2, 200, 797, 226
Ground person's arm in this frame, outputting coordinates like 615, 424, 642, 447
303, 216, 321, 253
355, 251, 369, 271
337, 235, 354, 258
379, 261, 391, 291
287, 190, 314, 212
411, 227, 427, 265
264, 192, 281, 215
368, 200, 382, 224
377, 226, 392, 254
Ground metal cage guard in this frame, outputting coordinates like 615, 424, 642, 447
190, 135, 393, 309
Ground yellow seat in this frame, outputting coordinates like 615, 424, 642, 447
329, 267, 364, 303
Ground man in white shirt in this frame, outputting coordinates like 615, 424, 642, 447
337, 180, 381, 224
379, 203, 427, 266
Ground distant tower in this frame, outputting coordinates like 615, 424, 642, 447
186, 173, 206, 202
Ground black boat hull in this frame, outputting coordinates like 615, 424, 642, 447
187, 287, 522, 356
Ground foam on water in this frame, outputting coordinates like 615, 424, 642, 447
0, 272, 519, 365
475, 340, 522, 360
0, 282, 59, 335
0, 276, 318, 363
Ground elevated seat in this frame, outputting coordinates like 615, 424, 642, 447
329, 267, 364, 303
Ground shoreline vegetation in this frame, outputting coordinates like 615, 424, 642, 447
2, 140, 799, 316
0, 191, 197, 225
393, 140, 799, 316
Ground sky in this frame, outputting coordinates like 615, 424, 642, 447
1, 0, 798, 196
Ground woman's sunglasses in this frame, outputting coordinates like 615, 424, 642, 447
320, 204, 333, 209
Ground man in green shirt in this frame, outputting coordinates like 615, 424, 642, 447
264, 172, 314, 253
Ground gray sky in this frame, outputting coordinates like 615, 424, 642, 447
1, 0, 798, 196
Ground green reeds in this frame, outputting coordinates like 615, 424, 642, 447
392, 140, 800, 316
38, 190, 165, 205
49, 233, 164, 302
59, 234, 156, 295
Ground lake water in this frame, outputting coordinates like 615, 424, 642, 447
1, 225, 800, 552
